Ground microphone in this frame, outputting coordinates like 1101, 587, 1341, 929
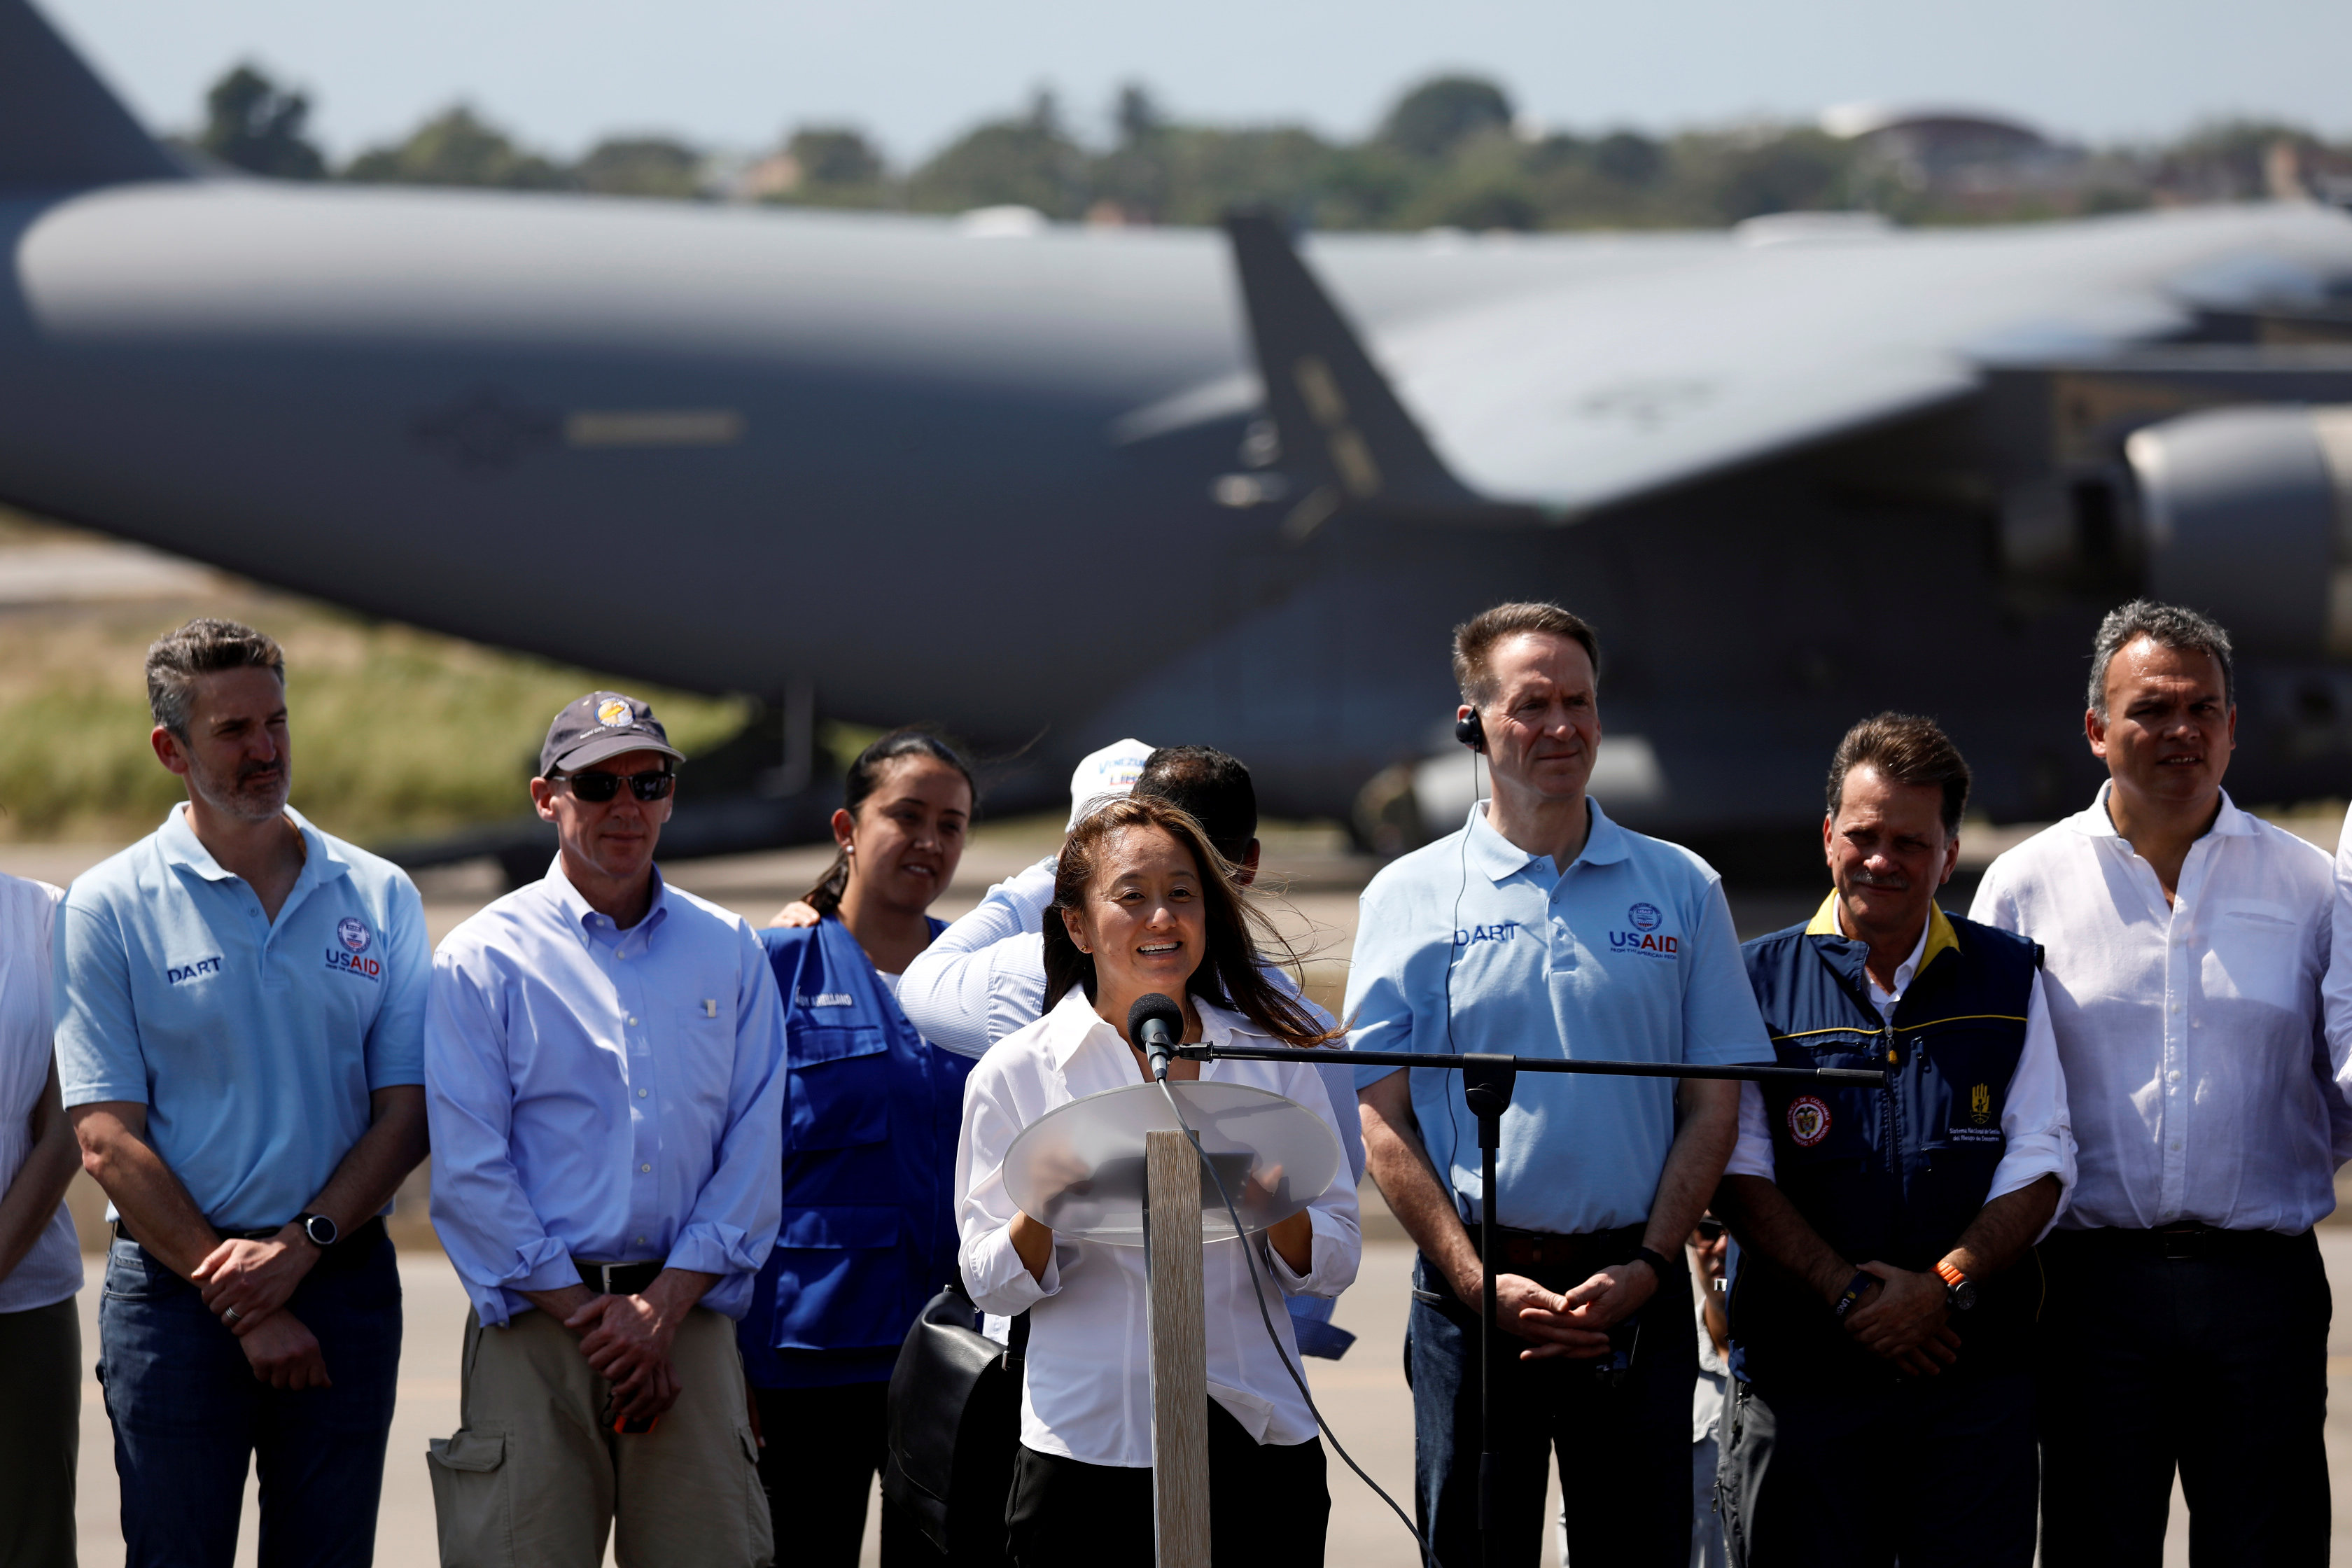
1128, 993, 1184, 1082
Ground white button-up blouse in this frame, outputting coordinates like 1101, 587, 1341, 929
957, 991, 1360, 1466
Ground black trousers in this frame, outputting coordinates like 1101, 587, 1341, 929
1004, 1399, 1329, 1568
2037, 1227, 2330, 1567
754, 1382, 937, 1568
1407, 1250, 1697, 1568
1716, 1367, 2036, 1568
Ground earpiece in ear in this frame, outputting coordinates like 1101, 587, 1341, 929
1454, 712, 1485, 752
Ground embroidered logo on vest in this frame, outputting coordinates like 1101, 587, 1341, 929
1787, 1095, 1831, 1147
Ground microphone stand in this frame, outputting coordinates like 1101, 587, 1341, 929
1173, 1044, 1884, 1568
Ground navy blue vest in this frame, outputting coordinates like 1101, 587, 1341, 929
1731, 899, 2040, 1383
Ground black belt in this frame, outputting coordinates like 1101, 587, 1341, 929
1488, 1222, 1648, 1275
113, 1215, 386, 1270
2052, 1222, 2311, 1261
575, 1258, 666, 1296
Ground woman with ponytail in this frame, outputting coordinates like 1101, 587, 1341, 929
737, 730, 977, 1565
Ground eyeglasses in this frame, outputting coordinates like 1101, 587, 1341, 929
556, 769, 676, 804
1695, 1217, 1726, 1242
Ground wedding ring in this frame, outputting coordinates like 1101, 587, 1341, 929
223, 1306, 242, 1326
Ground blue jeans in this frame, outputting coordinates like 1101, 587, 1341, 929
98, 1229, 402, 1568
1407, 1250, 1695, 1568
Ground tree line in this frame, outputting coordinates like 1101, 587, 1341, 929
187, 64, 2352, 230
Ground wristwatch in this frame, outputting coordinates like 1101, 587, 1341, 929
1632, 1245, 1674, 1280
295, 1212, 339, 1248
1831, 1270, 1877, 1321
1935, 1259, 1975, 1312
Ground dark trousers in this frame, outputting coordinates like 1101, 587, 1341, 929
0, 1296, 80, 1568
753, 1381, 934, 1568
1004, 1398, 1329, 1568
1716, 1368, 2036, 1567
97, 1229, 402, 1568
2038, 1227, 2330, 1567
1407, 1249, 1695, 1568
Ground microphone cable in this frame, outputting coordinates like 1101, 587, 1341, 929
1154, 1074, 1443, 1568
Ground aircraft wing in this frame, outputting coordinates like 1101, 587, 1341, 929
1165, 203, 2352, 520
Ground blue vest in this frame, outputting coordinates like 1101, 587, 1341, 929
738, 916, 971, 1389
1730, 898, 2040, 1383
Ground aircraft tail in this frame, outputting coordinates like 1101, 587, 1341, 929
1222, 209, 1525, 534
0, 0, 185, 190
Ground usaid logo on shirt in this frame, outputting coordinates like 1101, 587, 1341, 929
1608, 901, 1679, 959
326, 916, 382, 981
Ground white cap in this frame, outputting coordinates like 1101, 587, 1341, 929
1066, 738, 1155, 830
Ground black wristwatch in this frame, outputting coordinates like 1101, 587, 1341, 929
1632, 1245, 1674, 1280
295, 1212, 339, 1248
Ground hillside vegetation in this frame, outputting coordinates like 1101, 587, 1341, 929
0, 515, 748, 845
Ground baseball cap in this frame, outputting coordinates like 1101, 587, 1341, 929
1065, 738, 1154, 830
538, 691, 686, 776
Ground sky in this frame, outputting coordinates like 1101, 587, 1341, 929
40, 0, 2352, 165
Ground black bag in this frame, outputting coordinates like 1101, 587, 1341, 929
882, 1280, 1028, 1566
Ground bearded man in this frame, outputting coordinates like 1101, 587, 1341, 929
56, 618, 430, 1568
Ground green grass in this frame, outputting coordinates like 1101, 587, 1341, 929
0, 559, 749, 845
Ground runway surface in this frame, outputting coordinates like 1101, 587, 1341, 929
30, 822, 2352, 1567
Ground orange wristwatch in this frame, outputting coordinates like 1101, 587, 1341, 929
1935, 1259, 1976, 1312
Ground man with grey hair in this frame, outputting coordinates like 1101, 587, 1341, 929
56, 618, 430, 1567
1972, 599, 2348, 1562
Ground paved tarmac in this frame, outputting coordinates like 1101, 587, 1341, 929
36, 822, 2352, 1567
60, 1233, 2352, 1567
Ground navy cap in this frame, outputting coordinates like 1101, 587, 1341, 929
538, 691, 685, 776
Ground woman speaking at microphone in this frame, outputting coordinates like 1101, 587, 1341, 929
955, 794, 1360, 1568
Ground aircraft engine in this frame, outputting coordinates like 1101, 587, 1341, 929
2122, 404, 2352, 658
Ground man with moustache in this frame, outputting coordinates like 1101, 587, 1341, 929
55, 619, 431, 1568
1714, 714, 2072, 1568
1348, 601, 1770, 1567
1973, 602, 2347, 1564
425, 692, 786, 1568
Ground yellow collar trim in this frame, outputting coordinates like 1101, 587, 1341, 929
1807, 892, 1961, 972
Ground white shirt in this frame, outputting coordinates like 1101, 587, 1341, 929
957, 992, 1361, 1466
1972, 784, 2348, 1233
1726, 902, 2076, 1236
899, 856, 1056, 1060
0, 875, 76, 1312
2320, 802, 2352, 1110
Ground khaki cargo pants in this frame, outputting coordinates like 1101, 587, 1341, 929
426, 1306, 773, 1568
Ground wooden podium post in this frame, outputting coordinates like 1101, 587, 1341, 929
1144, 1128, 1212, 1568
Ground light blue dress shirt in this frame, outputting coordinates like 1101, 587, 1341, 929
54, 804, 428, 1232
1345, 799, 1770, 1235
426, 860, 788, 1326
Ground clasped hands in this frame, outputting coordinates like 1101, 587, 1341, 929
192, 1226, 332, 1390
1836, 1261, 1959, 1376
566, 1288, 687, 1423
1464, 1256, 1660, 1362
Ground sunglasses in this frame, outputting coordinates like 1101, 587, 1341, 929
557, 769, 676, 804
1695, 1217, 1726, 1242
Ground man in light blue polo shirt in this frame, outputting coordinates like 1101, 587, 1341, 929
1350, 602, 1768, 1568
56, 618, 430, 1568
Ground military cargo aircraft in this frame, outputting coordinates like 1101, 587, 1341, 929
6, 0, 2352, 871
